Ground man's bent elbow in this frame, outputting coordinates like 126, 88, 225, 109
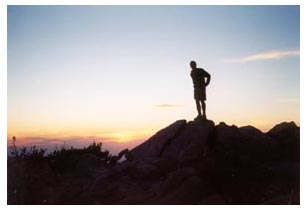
206, 76, 211, 86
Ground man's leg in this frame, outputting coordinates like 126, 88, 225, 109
195, 100, 201, 116
201, 100, 206, 119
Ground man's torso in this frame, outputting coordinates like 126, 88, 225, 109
191, 68, 206, 88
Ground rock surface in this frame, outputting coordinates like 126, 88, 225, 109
8, 119, 300, 204
130, 120, 187, 159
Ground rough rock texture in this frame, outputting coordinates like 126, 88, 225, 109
162, 120, 215, 165
81, 120, 299, 204
8, 119, 300, 204
130, 120, 187, 159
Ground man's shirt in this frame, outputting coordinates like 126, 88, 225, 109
190, 68, 210, 88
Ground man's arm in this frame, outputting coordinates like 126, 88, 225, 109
204, 71, 211, 87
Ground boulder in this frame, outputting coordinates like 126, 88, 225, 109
130, 120, 187, 159
131, 158, 160, 180
214, 122, 274, 168
153, 167, 204, 204
267, 121, 299, 142
162, 120, 215, 165
214, 122, 243, 167
267, 121, 300, 161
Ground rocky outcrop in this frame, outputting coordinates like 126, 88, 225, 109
130, 120, 187, 159
8, 119, 300, 204
78, 119, 299, 204
130, 119, 215, 165
162, 120, 215, 165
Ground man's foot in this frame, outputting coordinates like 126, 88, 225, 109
194, 115, 202, 121
202, 115, 207, 120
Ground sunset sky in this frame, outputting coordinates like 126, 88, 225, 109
7, 6, 300, 150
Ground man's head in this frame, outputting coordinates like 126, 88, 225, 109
190, 60, 197, 69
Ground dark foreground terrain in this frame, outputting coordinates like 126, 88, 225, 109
8, 119, 299, 204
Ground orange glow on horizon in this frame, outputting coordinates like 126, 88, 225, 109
7, 118, 300, 141
7, 125, 154, 147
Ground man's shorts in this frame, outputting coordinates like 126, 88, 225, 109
194, 87, 206, 101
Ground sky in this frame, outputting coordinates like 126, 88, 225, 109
7, 6, 300, 151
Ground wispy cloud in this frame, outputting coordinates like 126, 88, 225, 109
155, 104, 182, 108
224, 49, 299, 63
278, 98, 300, 104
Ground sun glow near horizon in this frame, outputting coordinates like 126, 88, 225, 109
8, 6, 300, 148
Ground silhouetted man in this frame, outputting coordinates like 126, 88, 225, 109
190, 61, 211, 120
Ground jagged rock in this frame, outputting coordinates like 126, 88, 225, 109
214, 122, 244, 167
239, 125, 273, 164
239, 125, 271, 148
153, 167, 203, 204
8, 119, 300, 204
131, 119, 214, 166
130, 120, 187, 159
239, 125, 268, 141
267, 121, 299, 142
154, 158, 178, 175
162, 120, 215, 165
132, 158, 160, 179
267, 121, 300, 161
115, 157, 177, 180
159, 167, 197, 193
215, 122, 240, 144
112, 160, 136, 175
214, 122, 276, 168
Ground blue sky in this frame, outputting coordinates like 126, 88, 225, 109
8, 5, 300, 144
